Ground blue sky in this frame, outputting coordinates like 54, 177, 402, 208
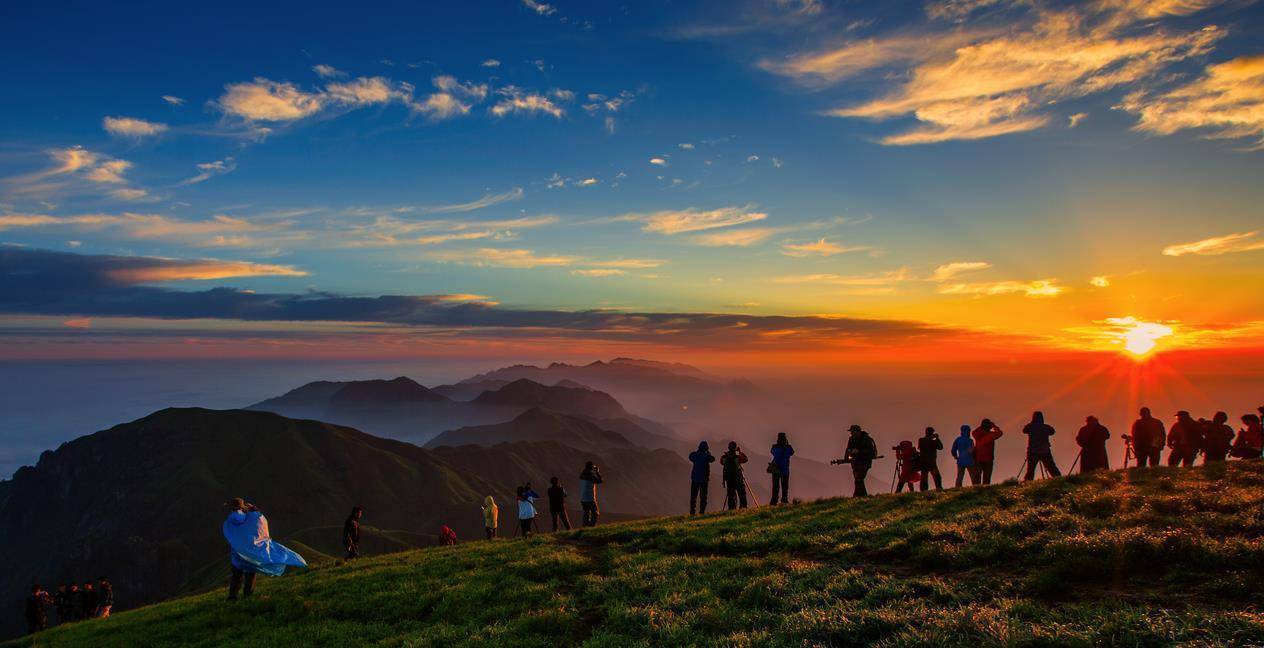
1, 0, 1263, 360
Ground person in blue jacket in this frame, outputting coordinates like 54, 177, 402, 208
951, 425, 976, 487
688, 441, 715, 515
769, 432, 795, 505
222, 498, 307, 600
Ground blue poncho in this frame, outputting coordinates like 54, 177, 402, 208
223, 510, 307, 576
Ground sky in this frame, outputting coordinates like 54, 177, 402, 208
2, 0, 1264, 367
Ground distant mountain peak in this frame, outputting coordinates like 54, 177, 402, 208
330, 377, 449, 404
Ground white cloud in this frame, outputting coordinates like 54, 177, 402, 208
692, 228, 779, 247
572, 268, 625, 277
772, 269, 911, 287
577, 177, 599, 187
1162, 231, 1264, 256
490, 86, 567, 118
781, 238, 869, 257
161, 95, 185, 106
218, 78, 325, 122
85, 160, 132, 184
482, 59, 501, 67
103, 116, 168, 138
619, 205, 768, 235
1068, 112, 1088, 128
938, 279, 1064, 297
772, 157, 783, 168
745, 155, 760, 162
416, 187, 523, 213
312, 64, 344, 79
649, 157, 669, 166
522, 0, 557, 16
178, 157, 238, 186
678, 143, 695, 149
930, 260, 991, 281
429, 247, 577, 268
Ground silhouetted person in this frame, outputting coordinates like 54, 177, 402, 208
688, 441, 715, 515
66, 583, 83, 620
951, 424, 976, 487
970, 419, 1004, 484
1168, 411, 1201, 467
25, 584, 51, 635
483, 495, 499, 540
80, 582, 97, 620
1022, 411, 1061, 480
439, 525, 458, 546
517, 486, 537, 538
918, 427, 943, 491
840, 425, 878, 497
770, 432, 795, 505
721, 441, 749, 509
894, 440, 921, 493
1232, 414, 1263, 459
1203, 412, 1234, 462
343, 506, 363, 559
579, 462, 602, 527
53, 584, 71, 625
1130, 407, 1166, 467
1076, 416, 1111, 473
547, 476, 571, 531
223, 497, 307, 600
94, 577, 113, 618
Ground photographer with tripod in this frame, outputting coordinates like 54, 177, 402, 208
831, 425, 879, 497
720, 441, 749, 510
1020, 411, 1061, 480
1075, 415, 1111, 473
918, 427, 944, 491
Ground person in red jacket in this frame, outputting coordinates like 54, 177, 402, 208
1075, 416, 1111, 473
1232, 413, 1263, 459
970, 419, 1004, 485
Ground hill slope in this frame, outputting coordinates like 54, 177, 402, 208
17, 462, 1264, 646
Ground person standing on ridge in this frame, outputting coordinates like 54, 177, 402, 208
951, 425, 976, 487
1168, 411, 1201, 467
25, 584, 52, 635
579, 462, 603, 527
482, 495, 499, 540
918, 427, 943, 491
516, 486, 538, 538
67, 583, 83, 621
222, 497, 307, 600
770, 432, 795, 505
893, 440, 922, 493
1130, 407, 1166, 467
343, 506, 363, 559
835, 425, 878, 497
1021, 412, 1061, 480
53, 584, 71, 625
547, 476, 571, 531
1232, 413, 1263, 459
1202, 412, 1234, 462
94, 577, 113, 618
970, 419, 1004, 485
721, 441, 749, 509
80, 581, 97, 621
688, 441, 715, 515
1076, 416, 1111, 472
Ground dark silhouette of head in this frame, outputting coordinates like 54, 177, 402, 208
550, 476, 560, 486
1176, 410, 1192, 421
1086, 415, 1098, 425
350, 506, 363, 520
728, 441, 738, 450
98, 576, 109, 584
68, 584, 78, 592
698, 441, 709, 451
227, 497, 245, 511
1244, 414, 1261, 425
776, 432, 789, 445
924, 427, 935, 436
584, 461, 595, 471
1031, 411, 1044, 425
848, 424, 863, 435
960, 424, 971, 435
1140, 407, 1152, 418
83, 581, 93, 590
1214, 411, 1228, 424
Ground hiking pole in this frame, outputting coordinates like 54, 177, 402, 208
745, 481, 761, 507
1069, 450, 1083, 474
1015, 456, 1028, 480
891, 458, 901, 494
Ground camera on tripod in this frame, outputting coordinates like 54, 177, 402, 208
1121, 434, 1134, 443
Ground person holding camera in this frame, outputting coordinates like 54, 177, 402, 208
970, 419, 1004, 485
837, 425, 878, 497
951, 424, 976, 487
721, 441, 749, 510
917, 427, 943, 491
579, 462, 603, 527
688, 441, 715, 515
1130, 407, 1166, 467
1076, 415, 1111, 472
1022, 411, 1061, 480
769, 432, 795, 505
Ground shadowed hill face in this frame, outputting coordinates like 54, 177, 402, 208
329, 377, 448, 404
17, 462, 1264, 646
472, 379, 629, 420
425, 407, 638, 452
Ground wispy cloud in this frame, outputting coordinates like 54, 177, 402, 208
490, 86, 568, 118
1162, 231, 1264, 256
414, 187, 524, 214
2, 147, 150, 201
930, 261, 991, 281
103, 116, 168, 138
521, 0, 556, 16
773, 268, 911, 287
178, 157, 237, 186
571, 268, 625, 277
781, 237, 869, 257
216, 74, 488, 125
161, 95, 185, 106
763, 3, 1225, 145
481, 59, 501, 67
427, 247, 578, 268
312, 64, 345, 79
1120, 54, 1264, 148
613, 205, 769, 235
691, 227, 779, 247
938, 279, 1063, 297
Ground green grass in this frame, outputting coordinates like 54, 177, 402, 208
14, 462, 1264, 647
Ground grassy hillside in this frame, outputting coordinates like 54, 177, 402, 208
14, 462, 1264, 647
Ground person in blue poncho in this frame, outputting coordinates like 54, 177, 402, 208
222, 498, 307, 600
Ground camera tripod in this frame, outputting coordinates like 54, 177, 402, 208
1121, 437, 1135, 469
1015, 454, 1052, 480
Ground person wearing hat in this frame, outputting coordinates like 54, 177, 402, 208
840, 425, 878, 497
1167, 411, 1201, 467
222, 497, 307, 600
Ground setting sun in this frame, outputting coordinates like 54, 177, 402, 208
1116, 318, 1174, 358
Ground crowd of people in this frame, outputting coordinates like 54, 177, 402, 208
23, 577, 113, 635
